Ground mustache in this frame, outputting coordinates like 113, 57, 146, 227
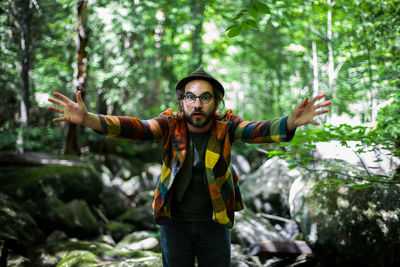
191, 109, 205, 115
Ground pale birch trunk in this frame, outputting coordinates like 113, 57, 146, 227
312, 41, 319, 96
17, 0, 32, 154
327, 0, 334, 95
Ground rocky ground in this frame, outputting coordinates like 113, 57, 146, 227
1, 146, 399, 266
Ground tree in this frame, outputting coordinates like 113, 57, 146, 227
190, 0, 206, 70
65, 0, 89, 155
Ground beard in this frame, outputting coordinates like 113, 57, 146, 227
184, 108, 215, 128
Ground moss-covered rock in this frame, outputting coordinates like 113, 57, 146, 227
99, 185, 131, 218
105, 221, 136, 242
116, 191, 155, 230
56, 250, 98, 266
0, 194, 43, 247
56, 249, 162, 267
289, 159, 400, 266
0, 152, 103, 205
53, 199, 99, 237
116, 231, 159, 252
30, 239, 161, 266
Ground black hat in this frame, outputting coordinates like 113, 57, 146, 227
176, 67, 224, 97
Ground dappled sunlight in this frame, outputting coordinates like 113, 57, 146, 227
39, 158, 77, 166
1, 0, 399, 265
1, 206, 17, 217
314, 141, 400, 176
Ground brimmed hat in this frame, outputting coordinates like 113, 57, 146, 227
176, 67, 224, 97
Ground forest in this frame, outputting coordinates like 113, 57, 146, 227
1, 0, 399, 266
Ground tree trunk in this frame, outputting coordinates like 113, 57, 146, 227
326, 0, 334, 95
17, 0, 32, 154
312, 40, 319, 96
190, 0, 205, 70
65, 0, 89, 154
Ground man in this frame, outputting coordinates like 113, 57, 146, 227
48, 67, 331, 267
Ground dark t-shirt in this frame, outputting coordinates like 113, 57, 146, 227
171, 130, 213, 222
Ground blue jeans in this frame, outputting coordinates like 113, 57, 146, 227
159, 219, 231, 267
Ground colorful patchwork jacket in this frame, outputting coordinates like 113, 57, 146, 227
97, 109, 295, 228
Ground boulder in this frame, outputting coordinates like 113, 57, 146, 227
140, 163, 162, 191
116, 231, 152, 246
105, 256, 162, 267
105, 221, 136, 243
56, 250, 98, 266
231, 243, 259, 267
0, 152, 103, 205
117, 191, 155, 230
313, 141, 400, 176
30, 239, 161, 266
99, 185, 131, 218
103, 154, 139, 178
95, 235, 116, 246
248, 240, 314, 267
46, 230, 68, 243
231, 151, 251, 175
0, 193, 44, 256
241, 157, 301, 217
53, 199, 99, 237
231, 209, 286, 247
249, 240, 312, 257
108, 163, 161, 197
116, 205, 155, 230
289, 158, 400, 266
111, 176, 142, 196
116, 231, 159, 252
56, 249, 162, 267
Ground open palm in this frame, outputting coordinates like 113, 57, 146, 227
48, 91, 88, 124
292, 94, 331, 128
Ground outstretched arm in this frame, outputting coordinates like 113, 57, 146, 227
48, 91, 103, 132
286, 93, 331, 132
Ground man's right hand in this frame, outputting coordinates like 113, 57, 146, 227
48, 91, 88, 125
48, 91, 103, 132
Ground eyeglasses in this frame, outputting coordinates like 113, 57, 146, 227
184, 92, 213, 104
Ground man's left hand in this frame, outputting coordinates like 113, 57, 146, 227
286, 94, 332, 131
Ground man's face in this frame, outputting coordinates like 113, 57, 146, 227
183, 79, 217, 129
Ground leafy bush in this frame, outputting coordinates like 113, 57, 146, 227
0, 126, 64, 153
267, 122, 400, 190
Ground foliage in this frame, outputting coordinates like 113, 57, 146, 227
265, 122, 400, 190
0, 126, 64, 153
226, 1, 271, 38
376, 91, 400, 142
0, 0, 399, 188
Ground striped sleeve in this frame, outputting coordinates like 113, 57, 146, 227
96, 114, 167, 141
230, 114, 295, 144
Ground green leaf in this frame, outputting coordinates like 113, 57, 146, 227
233, 12, 244, 21
329, 178, 344, 184
288, 164, 298, 169
351, 184, 373, 190
254, 2, 270, 14
313, 183, 330, 188
227, 25, 242, 38
241, 21, 250, 31
226, 24, 237, 31
245, 19, 259, 29
268, 150, 285, 157
249, 5, 259, 20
